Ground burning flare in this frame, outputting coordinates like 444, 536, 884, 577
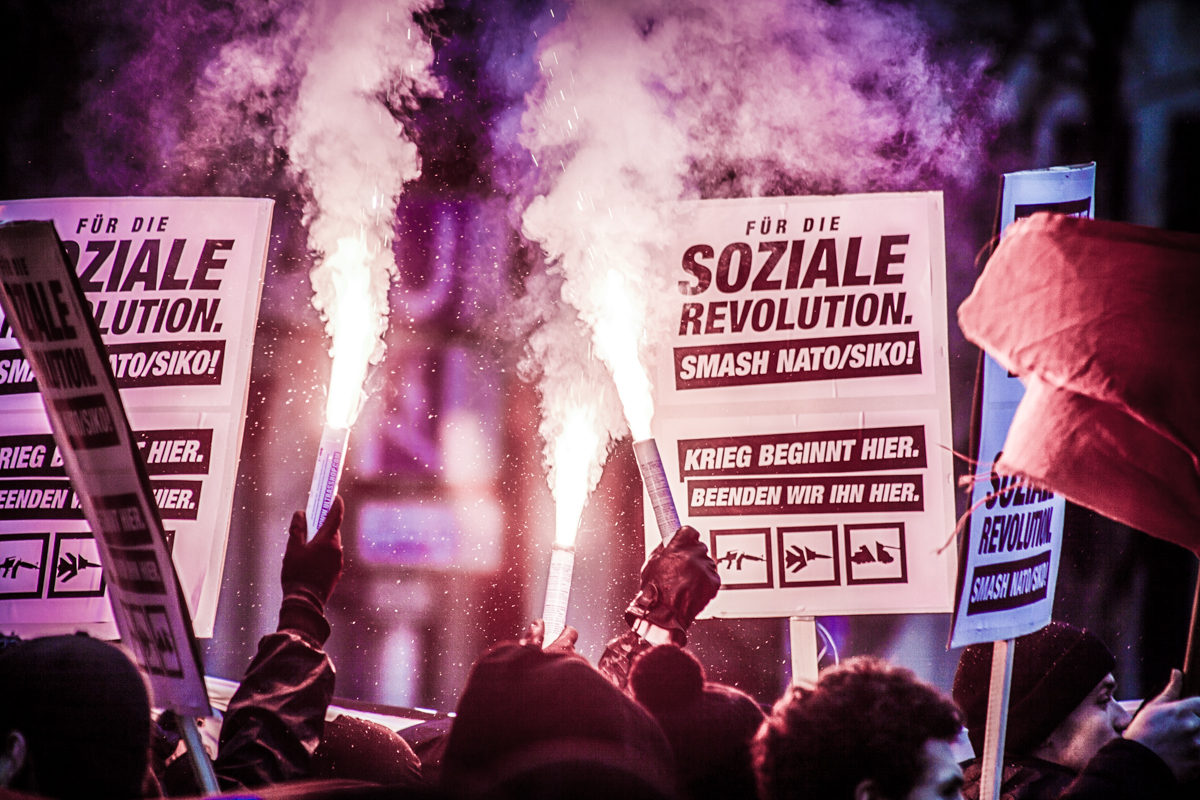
541, 404, 602, 644
551, 405, 602, 549
517, 0, 995, 548
293, 1, 440, 536
321, 237, 379, 430
592, 271, 654, 442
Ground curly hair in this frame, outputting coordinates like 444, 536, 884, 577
754, 657, 963, 800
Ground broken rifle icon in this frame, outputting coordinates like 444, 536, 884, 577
784, 545, 832, 574
0, 556, 38, 579
716, 550, 767, 570
56, 552, 100, 583
850, 542, 901, 565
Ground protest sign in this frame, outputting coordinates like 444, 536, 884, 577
0, 197, 272, 637
948, 164, 1094, 648
648, 193, 956, 617
0, 220, 210, 715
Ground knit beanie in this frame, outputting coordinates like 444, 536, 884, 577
629, 645, 765, 800
953, 622, 1115, 757
0, 635, 151, 800
441, 641, 678, 799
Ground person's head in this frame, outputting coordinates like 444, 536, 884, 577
311, 713, 423, 786
754, 657, 964, 800
0, 634, 151, 799
441, 640, 679, 799
953, 621, 1122, 771
1031, 672, 1130, 771
629, 644, 765, 800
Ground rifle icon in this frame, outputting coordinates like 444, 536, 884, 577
784, 545, 832, 573
850, 542, 901, 565
0, 556, 38, 579
56, 552, 100, 583
716, 550, 766, 571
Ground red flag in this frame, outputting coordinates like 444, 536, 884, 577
959, 213, 1200, 550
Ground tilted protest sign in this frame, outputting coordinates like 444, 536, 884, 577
0, 220, 210, 714
948, 164, 1094, 649
0, 197, 271, 638
648, 192, 956, 618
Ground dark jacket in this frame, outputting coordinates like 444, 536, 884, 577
962, 739, 1178, 800
215, 626, 336, 789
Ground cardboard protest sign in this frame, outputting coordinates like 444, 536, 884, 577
948, 164, 1093, 648
0, 197, 272, 637
648, 193, 956, 617
0, 220, 210, 714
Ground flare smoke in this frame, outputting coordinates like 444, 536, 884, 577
521, 286, 622, 545
142, 1, 441, 530
83, 0, 441, 424
517, 0, 994, 531
289, 1, 440, 428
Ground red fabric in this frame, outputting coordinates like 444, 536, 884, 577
958, 213, 1200, 550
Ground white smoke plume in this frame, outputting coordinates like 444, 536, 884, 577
520, 272, 624, 545
158, 0, 442, 426
288, 1, 441, 426
518, 0, 996, 521
517, 1, 692, 527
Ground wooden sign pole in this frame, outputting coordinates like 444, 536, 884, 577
979, 639, 1015, 800
789, 615, 819, 685
1181, 572, 1200, 697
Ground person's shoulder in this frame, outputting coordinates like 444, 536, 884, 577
1072, 737, 1178, 794
1092, 736, 1170, 766
960, 755, 1075, 800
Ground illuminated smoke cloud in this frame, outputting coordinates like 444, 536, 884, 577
79, 0, 442, 426
518, 0, 692, 506
284, 1, 440, 426
666, 0, 994, 197
518, 271, 623, 543
515, 0, 996, 515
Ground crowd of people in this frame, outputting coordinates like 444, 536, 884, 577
1, 497, 1199, 800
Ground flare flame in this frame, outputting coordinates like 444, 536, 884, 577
551, 404, 603, 548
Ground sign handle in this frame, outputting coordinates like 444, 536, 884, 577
179, 715, 220, 796
980, 638, 1014, 800
789, 615, 819, 685
1182, 571, 1200, 697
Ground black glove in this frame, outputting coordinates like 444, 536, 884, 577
623, 525, 720, 646
598, 629, 654, 691
278, 496, 344, 644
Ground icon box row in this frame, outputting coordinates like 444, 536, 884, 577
710, 523, 907, 590
0, 532, 105, 600
0, 530, 176, 601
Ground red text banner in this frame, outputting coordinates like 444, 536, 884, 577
678, 425, 927, 478
674, 331, 920, 390
687, 475, 925, 516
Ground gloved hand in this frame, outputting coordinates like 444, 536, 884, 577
282, 495, 344, 606
623, 525, 720, 646
278, 496, 344, 644
518, 619, 580, 656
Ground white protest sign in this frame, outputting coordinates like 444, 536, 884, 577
648, 193, 956, 617
0, 197, 272, 638
948, 164, 1094, 648
0, 220, 210, 714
